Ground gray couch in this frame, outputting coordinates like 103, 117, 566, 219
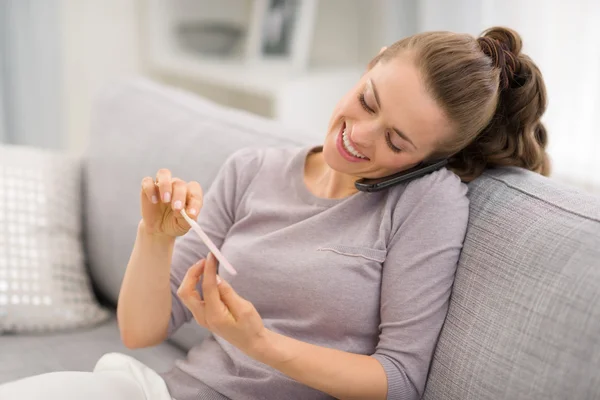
1, 79, 599, 400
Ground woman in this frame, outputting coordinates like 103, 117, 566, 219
0, 27, 549, 400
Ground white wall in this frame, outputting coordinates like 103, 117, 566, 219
60, 0, 145, 155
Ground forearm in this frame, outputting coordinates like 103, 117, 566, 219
250, 329, 388, 400
117, 220, 175, 348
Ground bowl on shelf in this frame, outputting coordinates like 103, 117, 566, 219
175, 21, 244, 57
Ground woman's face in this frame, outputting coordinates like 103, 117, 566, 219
322, 52, 454, 180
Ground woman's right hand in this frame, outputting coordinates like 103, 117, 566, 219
140, 169, 203, 237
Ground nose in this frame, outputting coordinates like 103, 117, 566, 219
349, 119, 382, 147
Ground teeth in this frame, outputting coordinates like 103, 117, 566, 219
342, 130, 367, 159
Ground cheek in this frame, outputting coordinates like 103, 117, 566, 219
373, 149, 422, 176
376, 153, 402, 172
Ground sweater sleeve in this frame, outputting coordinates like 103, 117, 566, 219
371, 169, 469, 400
167, 148, 262, 337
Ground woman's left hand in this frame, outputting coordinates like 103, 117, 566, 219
176, 253, 266, 355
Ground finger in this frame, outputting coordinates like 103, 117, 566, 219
178, 259, 205, 294
171, 178, 187, 212
155, 168, 172, 203
185, 181, 203, 217
177, 261, 206, 311
202, 252, 227, 316
216, 277, 248, 321
141, 176, 159, 204
179, 289, 206, 327
179, 286, 205, 310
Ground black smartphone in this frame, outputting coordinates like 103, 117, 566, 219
354, 159, 449, 192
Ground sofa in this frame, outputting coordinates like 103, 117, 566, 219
0, 79, 598, 400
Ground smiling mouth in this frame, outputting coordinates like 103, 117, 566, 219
339, 122, 369, 160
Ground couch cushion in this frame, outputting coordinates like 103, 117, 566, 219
0, 145, 110, 333
424, 167, 600, 400
0, 314, 184, 384
83, 78, 308, 307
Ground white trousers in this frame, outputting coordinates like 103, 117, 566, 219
0, 353, 174, 400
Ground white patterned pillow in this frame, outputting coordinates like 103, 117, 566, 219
0, 145, 110, 333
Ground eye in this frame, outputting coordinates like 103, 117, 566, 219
358, 93, 375, 114
385, 132, 402, 153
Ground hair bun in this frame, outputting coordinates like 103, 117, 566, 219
477, 27, 521, 90
481, 27, 522, 55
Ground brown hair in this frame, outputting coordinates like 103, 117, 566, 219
371, 27, 550, 182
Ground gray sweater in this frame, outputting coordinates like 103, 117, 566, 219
160, 146, 469, 400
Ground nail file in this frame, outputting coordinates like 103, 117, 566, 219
180, 209, 238, 276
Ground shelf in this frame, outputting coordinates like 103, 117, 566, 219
150, 50, 294, 97
150, 48, 363, 98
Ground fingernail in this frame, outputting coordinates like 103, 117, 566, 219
188, 208, 197, 216
163, 192, 171, 203
151, 195, 158, 204
174, 200, 183, 210
216, 275, 222, 285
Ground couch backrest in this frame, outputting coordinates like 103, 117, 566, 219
83, 79, 307, 307
424, 168, 600, 400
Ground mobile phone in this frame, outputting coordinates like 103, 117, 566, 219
354, 159, 449, 192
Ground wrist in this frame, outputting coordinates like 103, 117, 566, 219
248, 328, 290, 367
138, 220, 175, 246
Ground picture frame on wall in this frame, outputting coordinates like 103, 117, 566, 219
246, 0, 317, 71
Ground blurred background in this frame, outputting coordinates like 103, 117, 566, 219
0, 0, 598, 194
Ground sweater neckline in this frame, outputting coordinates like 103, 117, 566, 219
291, 145, 359, 207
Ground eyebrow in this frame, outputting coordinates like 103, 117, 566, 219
370, 79, 418, 150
